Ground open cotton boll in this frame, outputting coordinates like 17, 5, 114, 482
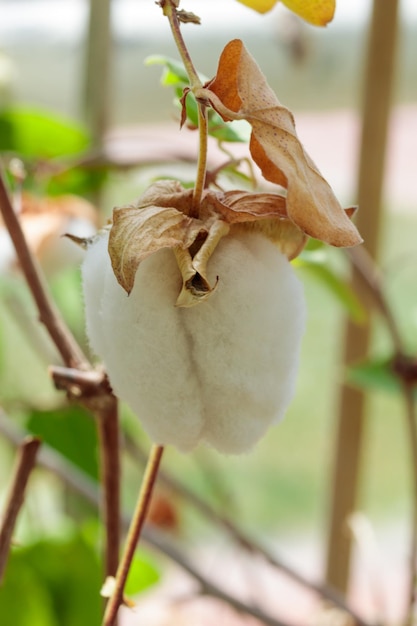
82, 229, 306, 454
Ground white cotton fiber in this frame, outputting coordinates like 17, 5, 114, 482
82, 229, 306, 454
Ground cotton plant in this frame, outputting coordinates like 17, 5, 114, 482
82, 39, 360, 455
78, 1, 362, 621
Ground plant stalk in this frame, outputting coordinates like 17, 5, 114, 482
102, 444, 164, 626
0, 437, 41, 582
162, 0, 208, 213
0, 171, 89, 370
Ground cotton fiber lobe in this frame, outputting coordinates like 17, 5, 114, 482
82, 229, 306, 454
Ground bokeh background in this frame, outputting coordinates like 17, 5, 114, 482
0, 1, 416, 624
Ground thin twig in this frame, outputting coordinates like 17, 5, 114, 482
161, 0, 208, 214
126, 436, 373, 626
0, 410, 99, 504
0, 170, 89, 370
96, 395, 120, 581
141, 526, 291, 626
0, 436, 41, 582
49, 365, 121, 586
347, 245, 417, 624
161, 0, 201, 89
0, 413, 298, 626
346, 246, 402, 352
102, 444, 164, 626
402, 382, 417, 626
192, 103, 209, 209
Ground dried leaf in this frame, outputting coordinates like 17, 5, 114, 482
204, 40, 362, 248
173, 220, 229, 307
136, 179, 192, 211
109, 203, 205, 295
173, 246, 217, 307
213, 190, 306, 259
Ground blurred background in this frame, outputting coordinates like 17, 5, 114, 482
0, 1, 416, 624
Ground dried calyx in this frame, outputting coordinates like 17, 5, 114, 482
108, 40, 361, 308
108, 180, 306, 307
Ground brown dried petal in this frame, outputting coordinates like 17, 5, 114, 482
109, 203, 204, 294
135, 179, 194, 212
203, 189, 306, 260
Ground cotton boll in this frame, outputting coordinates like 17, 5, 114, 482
101, 245, 206, 451
82, 229, 305, 454
82, 233, 110, 356
185, 232, 305, 453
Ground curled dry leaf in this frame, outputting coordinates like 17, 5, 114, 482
108, 180, 307, 303
109, 204, 204, 295
202, 39, 362, 248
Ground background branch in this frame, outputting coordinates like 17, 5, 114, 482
0, 170, 89, 370
0, 411, 354, 626
346, 245, 417, 624
126, 437, 372, 626
0, 436, 41, 582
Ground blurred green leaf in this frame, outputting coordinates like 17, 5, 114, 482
294, 249, 366, 323
46, 165, 108, 197
0, 107, 89, 159
27, 406, 98, 479
146, 55, 250, 143
125, 550, 161, 596
0, 560, 56, 626
347, 357, 401, 395
146, 55, 193, 87
0, 532, 102, 626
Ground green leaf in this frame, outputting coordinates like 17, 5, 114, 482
146, 55, 194, 87
0, 107, 89, 159
0, 559, 56, 626
294, 250, 367, 323
125, 550, 161, 596
146, 55, 249, 143
0, 532, 102, 626
347, 357, 401, 395
46, 166, 108, 197
27, 406, 98, 479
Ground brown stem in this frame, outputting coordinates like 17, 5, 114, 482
402, 382, 417, 626
49, 366, 121, 588
161, 0, 208, 215
0, 171, 89, 370
0, 437, 41, 582
346, 246, 402, 352
192, 103, 208, 211
161, 1, 201, 89
347, 245, 417, 623
96, 396, 120, 582
102, 444, 164, 626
